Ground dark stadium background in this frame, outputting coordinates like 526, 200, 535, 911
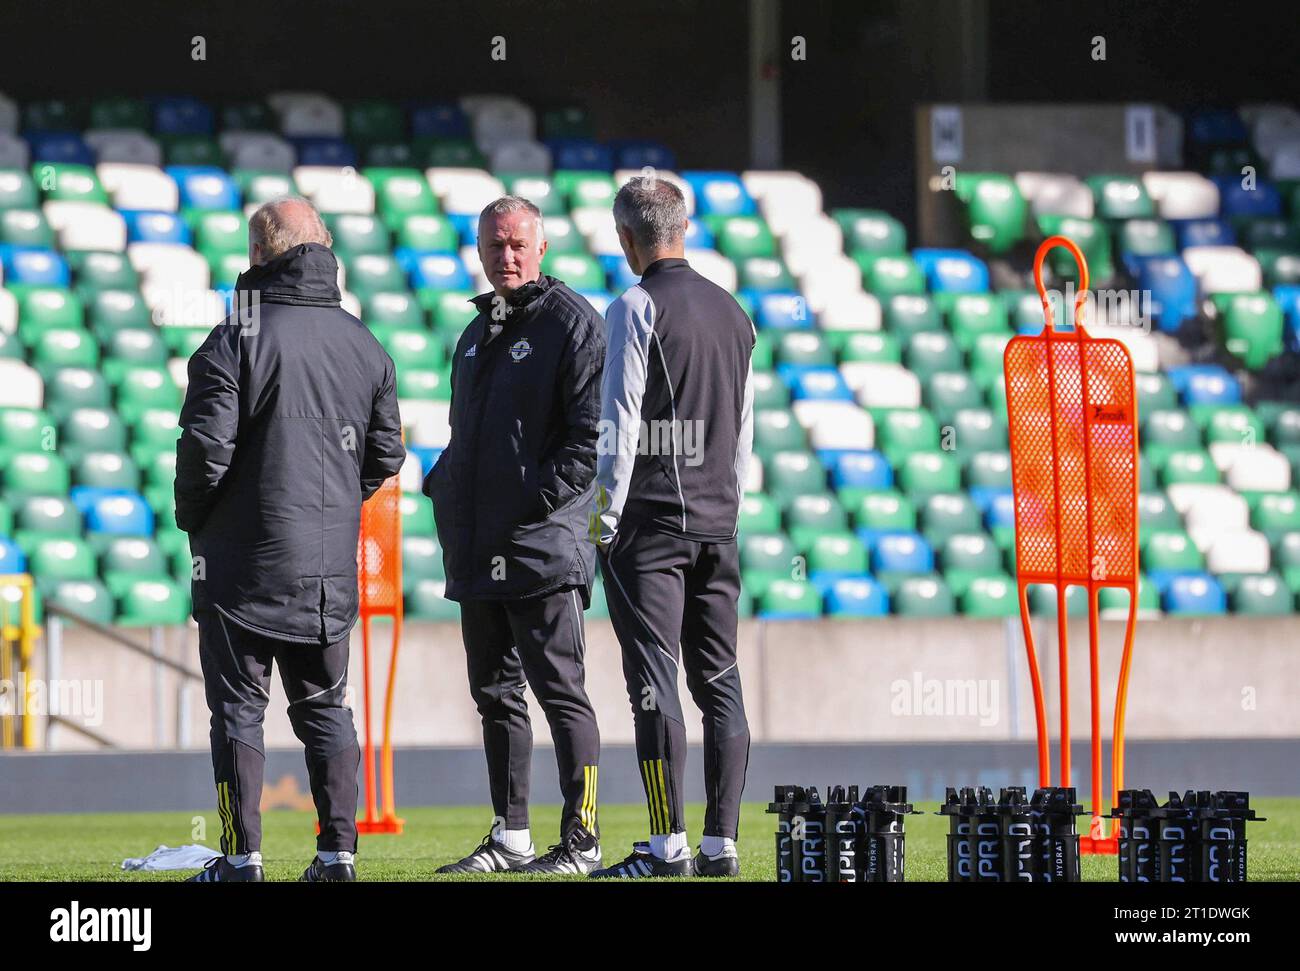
6, 0, 1300, 239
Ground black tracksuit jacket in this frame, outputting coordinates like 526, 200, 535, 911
422, 274, 605, 602
176, 243, 406, 644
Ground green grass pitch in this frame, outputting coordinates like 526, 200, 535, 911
2, 800, 1297, 881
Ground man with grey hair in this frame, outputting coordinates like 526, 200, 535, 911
424, 195, 606, 874
590, 175, 755, 878
177, 196, 405, 882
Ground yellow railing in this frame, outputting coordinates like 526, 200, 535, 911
0, 574, 38, 749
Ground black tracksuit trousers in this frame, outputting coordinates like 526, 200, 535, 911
599, 524, 751, 840
458, 585, 601, 839
196, 609, 360, 855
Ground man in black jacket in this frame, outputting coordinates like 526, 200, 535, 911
589, 176, 755, 879
423, 196, 605, 874
176, 198, 405, 882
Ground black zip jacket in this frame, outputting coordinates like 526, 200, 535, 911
422, 274, 604, 602
593, 257, 755, 544
176, 243, 406, 644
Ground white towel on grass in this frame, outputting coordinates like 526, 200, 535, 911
122, 844, 221, 871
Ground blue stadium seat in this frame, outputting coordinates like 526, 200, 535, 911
683, 171, 755, 217
546, 139, 613, 171
1187, 109, 1247, 145
25, 133, 94, 165
754, 292, 813, 330
1167, 364, 1241, 406
83, 491, 153, 535
0, 539, 26, 573
911, 248, 989, 293
827, 450, 892, 490
1212, 175, 1282, 219
1134, 255, 1197, 332
683, 218, 714, 250
153, 97, 214, 135
868, 532, 934, 573
408, 253, 471, 290
612, 140, 676, 171
168, 166, 239, 210
787, 367, 853, 402
598, 254, 640, 292
409, 102, 470, 138
121, 210, 191, 245
1161, 573, 1227, 615
406, 445, 442, 479
982, 488, 1016, 530
291, 137, 357, 169
1, 247, 69, 287
1172, 218, 1235, 249
824, 576, 889, 616
444, 212, 478, 242
69, 486, 134, 516
577, 290, 612, 315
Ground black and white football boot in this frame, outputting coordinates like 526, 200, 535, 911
434, 832, 535, 874
515, 825, 601, 875
186, 853, 265, 882
589, 841, 693, 879
692, 844, 740, 877
299, 851, 356, 882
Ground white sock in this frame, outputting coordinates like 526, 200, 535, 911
495, 828, 532, 854
700, 836, 735, 858
226, 851, 262, 868
650, 831, 689, 861
317, 850, 354, 865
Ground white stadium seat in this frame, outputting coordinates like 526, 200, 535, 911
683, 248, 737, 292
403, 400, 453, 448
817, 290, 882, 332
0, 133, 29, 169
426, 167, 505, 214
97, 163, 179, 211
226, 132, 296, 172
270, 92, 344, 137
793, 400, 874, 451
1141, 171, 1219, 220
43, 201, 127, 252
0, 360, 43, 409
0, 92, 16, 134
490, 139, 551, 174
614, 169, 695, 215
1181, 246, 1262, 294
843, 362, 922, 409
1205, 530, 1271, 574
471, 101, 536, 153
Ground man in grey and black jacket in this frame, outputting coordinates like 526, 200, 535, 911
423, 196, 605, 874
589, 176, 755, 879
176, 198, 406, 882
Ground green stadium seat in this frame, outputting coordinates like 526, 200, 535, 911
326, 213, 390, 256
235, 170, 295, 206
1159, 449, 1219, 486
805, 532, 868, 575
60, 408, 127, 462
950, 408, 1007, 453
897, 451, 961, 496
162, 134, 222, 166
775, 331, 834, 368
739, 493, 781, 534
754, 410, 807, 455
39, 579, 114, 625
1, 209, 55, 247
346, 100, 405, 145
741, 533, 797, 596
500, 175, 564, 216
397, 367, 451, 401
882, 294, 942, 336
538, 215, 583, 255
919, 493, 983, 542
876, 408, 939, 459
764, 452, 827, 503
43, 367, 111, 419
193, 211, 248, 256
132, 409, 182, 453
553, 171, 617, 209
968, 332, 1012, 389
1138, 492, 1183, 532
941, 293, 1009, 350
966, 450, 1012, 489
751, 372, 790, 409
1251, 492, 1300, 538
954, 172, 1026, 254
834, 331, 900, 364
28, 536, 96, 581
375, 327, 443, 369
1037, 215, 1113, 280
13, 495, 81, 536
364, 292, 425, 329
833, 209, 906, 256
850, 489, 916, 533
3, 452, 70, 497
405, 579, 461, 620
367, 169, 440, 225
17, 287, 83, 331
940, 533, 1002, 596
73, 452, 140, 490
1086, 175, 1154, 220
1118, 219, 1176, 258
1220, 293, 1284, 369
86, 291, 151, 335
713, 216, 776, 260
785, 493, 848, 549
904, 332, 963, 380
0, 169, 38, 209
343, 254, 407, 297
962, 574, 1019, 617
1098, 577, 1160, 616
400, 495, 434, 537
857, 255, 925, 296
1135, 373, 1177, 413
70, 251, 141, 292
33, 328, 99, 369
425, 289, 478, 336
738, 257, 795, 292
103, 327, 168, 369
1231, 573, 1294, 615
1141, 530, 1204, 572
758, 579, 822, 617
892, 575, 955, 616
396, 214, 459, 252
925, 372, 984, 424
1143, 410, 1201, 450
116, 578, 189, 626
36, 163, 107, 204
542, 253, 604, 290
